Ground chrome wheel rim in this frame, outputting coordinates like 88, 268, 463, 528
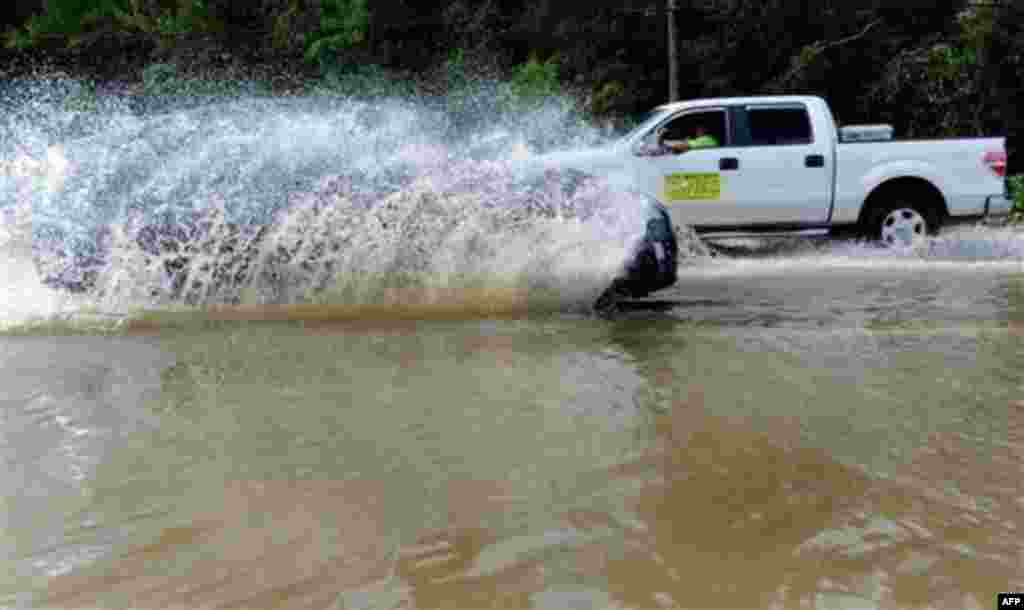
880, 207, 927, 246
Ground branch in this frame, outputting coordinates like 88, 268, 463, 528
769, 17, 883, 90
815, 17, 883, 54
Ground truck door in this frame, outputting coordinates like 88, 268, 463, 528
633, 107, 735, 226
726, 104, 833, 224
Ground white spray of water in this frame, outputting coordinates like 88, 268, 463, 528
0, 79, 655, 326
690, 227, 1024, 278
0, 143, 83, 327
89, 167, 645, 313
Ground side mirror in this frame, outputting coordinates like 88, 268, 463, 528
634, 132, 667, 157
634, 142, 660, 157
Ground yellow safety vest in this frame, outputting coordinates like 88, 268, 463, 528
687, 135, 719, 149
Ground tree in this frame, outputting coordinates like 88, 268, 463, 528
667, 0, 678, 101
986, 0, 1024, 193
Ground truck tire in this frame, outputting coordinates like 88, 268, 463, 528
861, 198, 941, 246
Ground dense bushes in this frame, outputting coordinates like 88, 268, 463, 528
303, 0, 368, 68
5, 0, 1022, 229
3, 0, 1021, 141
1010, 175, 1024, 220
3, 0, 214, 49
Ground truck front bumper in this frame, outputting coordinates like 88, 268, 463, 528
982, 194, 1014, 226
617, 213, 679, 298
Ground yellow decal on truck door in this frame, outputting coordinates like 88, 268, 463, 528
664, 172, 721, 202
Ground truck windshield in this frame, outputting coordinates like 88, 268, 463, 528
619, 109, 674, 144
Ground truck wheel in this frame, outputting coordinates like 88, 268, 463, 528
862, 199, 940, 246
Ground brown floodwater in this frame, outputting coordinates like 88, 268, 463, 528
3, 234, 1024, 610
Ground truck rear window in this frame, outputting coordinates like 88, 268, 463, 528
747, 107, 813, 146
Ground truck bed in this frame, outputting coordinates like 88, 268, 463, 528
830, 137, 1005, 224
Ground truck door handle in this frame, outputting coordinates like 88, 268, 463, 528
805, 154, 825, 168
719, 157, 739, 171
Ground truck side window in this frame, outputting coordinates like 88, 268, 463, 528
747, 107, 813, 146
658, 110, 727, 147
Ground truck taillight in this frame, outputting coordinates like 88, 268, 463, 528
983, 150, 1006, 177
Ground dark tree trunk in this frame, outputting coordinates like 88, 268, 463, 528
667, 0, 679, 101
987, 0, 1024, 192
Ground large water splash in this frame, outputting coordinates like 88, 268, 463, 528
12, 75, 1015, 330
0, 82, 84, 327
0, 76, 661, 326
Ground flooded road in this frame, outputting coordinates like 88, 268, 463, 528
3, 228, 1024, 610
2, 79, 1023, 609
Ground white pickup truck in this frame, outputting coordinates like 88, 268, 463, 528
547, 95, 1012, 245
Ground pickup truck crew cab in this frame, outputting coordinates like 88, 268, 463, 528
546, 95, 1012, 246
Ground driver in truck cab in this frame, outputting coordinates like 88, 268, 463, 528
662, 125, 719, 153
639, 124, 718, 156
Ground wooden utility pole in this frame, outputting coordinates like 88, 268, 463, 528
667, 0, 679, 101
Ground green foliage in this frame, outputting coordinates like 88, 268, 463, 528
142, 62, 181, 94
271, 0, 304, 52
3, 26, 33, 50
498, 55, 563, 113
4, 0, 120, 48
1009, 175, 1024, 221
429, 50, 569, 127
797, 44, 820, 67
304, 0, 369, 67
444, 48, 469, 88
63, 80, 100, 112
140, 61, 269, 101
918, 7, 989, 90
590, 80, 625, 116
317, 63, 413, 99
957, 2, 995, 61
153, 0, 211, 36
508, 55, 561, 101
946, 46, 977, 66
927, 43, 978, 81
5, 0, 213, 49
108, 0, 212, 41
870, 0, 1001, 138
0, 0, 1017, 150
442, 48, 474, 113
